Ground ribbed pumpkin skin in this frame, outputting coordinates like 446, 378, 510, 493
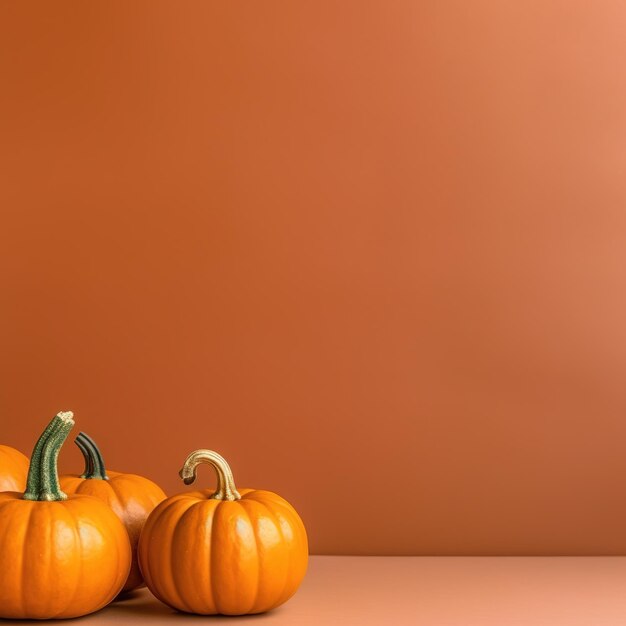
0, 493, 131, 619
60, 472, 166, 591
0, 445, 29, 492
138, 488, 308, 615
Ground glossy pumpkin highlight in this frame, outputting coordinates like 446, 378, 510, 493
138, 449, 308, 615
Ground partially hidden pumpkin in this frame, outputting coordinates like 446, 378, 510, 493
0, 412, 131, 620
138, 449, 308, 615
0, 444, 29, 492
60, 431, 166, 592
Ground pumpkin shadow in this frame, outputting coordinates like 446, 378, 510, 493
101, 589, 280, 622
0, 591, 280, 623
113, 588, 145, 602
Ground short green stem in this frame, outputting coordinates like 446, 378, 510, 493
76, 432, 108, 480
75, 436, 93, 477
24, 411, 74, 501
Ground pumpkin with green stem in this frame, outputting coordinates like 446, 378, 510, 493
60, 431, 166, 592
0, 412, 131, 620
138, 449, 308, 615
0, 444, 29, 492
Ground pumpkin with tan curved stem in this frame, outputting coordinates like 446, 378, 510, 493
0, 444, 29, 492
60, 431, 166, 592
138, 449, 308, 615
0, 412, 131, 620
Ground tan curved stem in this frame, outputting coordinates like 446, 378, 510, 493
179, 449, 241, 501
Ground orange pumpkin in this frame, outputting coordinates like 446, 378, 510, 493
0, 412, 131, 620
0, 444, 29, 492
60, 432, 166, 592
138, 449, 308, 615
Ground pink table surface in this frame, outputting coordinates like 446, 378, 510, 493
5, 556, 626, 625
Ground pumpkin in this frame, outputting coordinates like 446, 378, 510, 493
0, 444, 29, 492
0, 412, 131, 620
138, 449, 308, 615
60, 431, 166, 592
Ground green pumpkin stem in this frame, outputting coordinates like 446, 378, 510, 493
23, 411, 74, 501
75, 432, 108, 480
24, 414, 60, 498
75, 436, 93, 477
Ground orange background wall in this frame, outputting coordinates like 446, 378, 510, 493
2, 1, 626, 555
